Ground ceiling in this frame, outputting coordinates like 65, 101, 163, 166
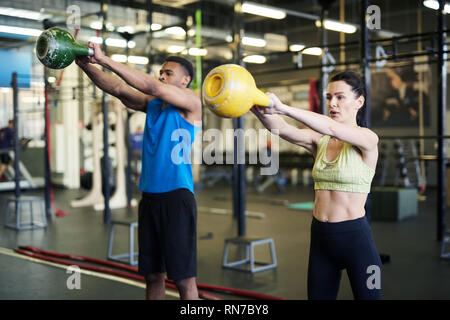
0, 0, 446, 85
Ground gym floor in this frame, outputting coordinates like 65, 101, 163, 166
0, 183, 450, 300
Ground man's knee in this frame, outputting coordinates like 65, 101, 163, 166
146, 273, 165, 285
174, 277, 198, 300
174, 277, 196, 290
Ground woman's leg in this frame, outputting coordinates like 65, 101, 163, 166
307, 229, 342, 300
346, 221, 382, 300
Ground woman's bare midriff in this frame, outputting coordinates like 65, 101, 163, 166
313, 189, 368, 222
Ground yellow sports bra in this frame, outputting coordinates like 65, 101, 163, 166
312, 135, 375, 193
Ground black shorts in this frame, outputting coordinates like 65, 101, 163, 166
138, 188, 197, 281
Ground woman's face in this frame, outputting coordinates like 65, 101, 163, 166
326, 80, 364, 125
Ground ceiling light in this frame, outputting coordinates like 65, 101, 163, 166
128, 56, 149, 64
89, 37, 135, 48
106, 23, 115, 32
264, 33, 288, 51
117, 26, 135, 33
186, 48, 207, 56
106, 38, 135, 48
188, 26, 233, 43
315, 19, 357, 33
111, 55, 148, 64
167, 45, 185, 53
289, 44, 305, 52
376, 30, 401, 38
423, 0, 450, 13
242, 36, 266, 47
0, 25, 41, 37
187, 29, 196, 37
151, 23, 162, 31
423, 0, 440, 9
90, 21, 102, 30
165, 26, 186, 36
242, 2, 286, 19
0, 7, 49, 20
111, 54, 127, 63
94, 22, 161, 32
243, 55, 266, 64
89, 21, 116, 31
302, 47, 322, 55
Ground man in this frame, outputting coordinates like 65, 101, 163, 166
382, 68, 428, 127
0, 120, 14, 180
76, 42, 202, 300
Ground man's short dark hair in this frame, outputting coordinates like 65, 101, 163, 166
165, 56, 194, 87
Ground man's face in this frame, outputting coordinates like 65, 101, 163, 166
158, 61, 190, 88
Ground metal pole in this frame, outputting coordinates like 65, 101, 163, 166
125, 43, 132, 207
101, 1, 111, 224
417, 7, 427, 192
437, 0, 447, 242
233, 0, 246, 237
319, 7, 329, 116
195, 7, 204, 131
339, 0, 345, 66
145, 0, 153, 75
361, 2, 390, 265
360, 0, 372, 225
11, 72, 20, 201
126, 116, 132, 206
361, 0, 371, 128
43, 69, 52, 217
195, 9, 202, 90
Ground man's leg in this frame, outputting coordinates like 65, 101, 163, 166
139, 195, 166, 300
145, 272, 166, 300
164, 189, 199, 300
174, 276, 199, 300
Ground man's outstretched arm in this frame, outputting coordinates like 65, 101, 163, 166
86, 43, 200, 115
75, 55, 152, 112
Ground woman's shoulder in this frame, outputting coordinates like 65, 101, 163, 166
308, 133, 329, 154
314, 133, 329, 145
358, 127, 379, 144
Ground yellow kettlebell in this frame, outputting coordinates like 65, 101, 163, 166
202, 64, 273, 118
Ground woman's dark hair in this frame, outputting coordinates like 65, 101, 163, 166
329, 71, 367, 127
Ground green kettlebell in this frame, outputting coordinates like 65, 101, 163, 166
36, 27, 94, 69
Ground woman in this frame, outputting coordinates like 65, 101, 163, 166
252, 71, 382, 300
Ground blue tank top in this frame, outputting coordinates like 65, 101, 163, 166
138, 98, 201, 194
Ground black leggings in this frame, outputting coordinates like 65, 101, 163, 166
308, 216, 382, 300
